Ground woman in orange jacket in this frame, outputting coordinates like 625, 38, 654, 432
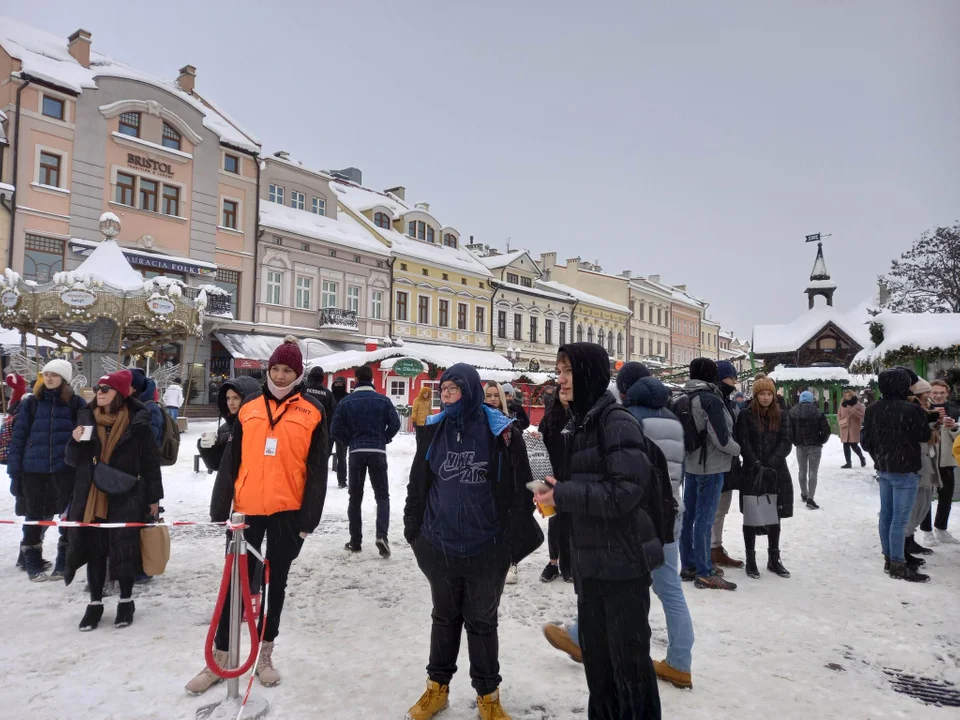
194, 337, 328, 692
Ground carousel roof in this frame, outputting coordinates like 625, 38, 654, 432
69, 239, 145, 291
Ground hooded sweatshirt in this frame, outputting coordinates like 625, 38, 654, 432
862, 368, 932, 473
421, 363, 513, 557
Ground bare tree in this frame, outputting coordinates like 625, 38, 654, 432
882, 222, 960, 313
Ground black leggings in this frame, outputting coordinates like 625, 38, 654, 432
743, 524, 781, 554
843, 442, 865, 465
86, 527, 139, 601
547, 514, 570, 575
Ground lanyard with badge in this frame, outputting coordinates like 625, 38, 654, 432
263, 395, 291, 456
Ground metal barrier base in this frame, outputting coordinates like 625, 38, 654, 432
197, 695, 269, 720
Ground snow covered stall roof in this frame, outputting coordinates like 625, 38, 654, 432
851, 312, 960, 368
768, 364, 875, 388
752, 305, 869, 355
0, 17, 259, 154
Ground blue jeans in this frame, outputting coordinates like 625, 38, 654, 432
166, 406, 179, 420
650, 540, 694, 672
878, 471, 920, 562
679, 473, 724, 577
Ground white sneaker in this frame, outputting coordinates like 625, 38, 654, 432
504, 564, 518, 584
935, 528, 960, 545
922, 530, 939, 547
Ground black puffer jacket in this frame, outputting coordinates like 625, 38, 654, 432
862, 368, 933, 473
788, 402, 832, 447
507, 399, 530, 431
197, 376, 261, 472
304, 368, 336, 439
736, 409, 794, 519
552, 343, 663, 588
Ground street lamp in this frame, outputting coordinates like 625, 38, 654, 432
505, 345, 521, 368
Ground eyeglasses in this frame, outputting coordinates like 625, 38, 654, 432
93, 385, 113, 394
440, 384, 460, 394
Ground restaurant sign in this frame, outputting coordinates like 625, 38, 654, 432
392, 357, 425, 377
127, 153, 174, 178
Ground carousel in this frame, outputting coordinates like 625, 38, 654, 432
0, 213, 207, 401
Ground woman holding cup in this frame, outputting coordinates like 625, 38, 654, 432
197, 376, 261, 473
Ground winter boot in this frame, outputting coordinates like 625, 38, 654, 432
22, 543, 48, 582
79, 602, 104, 631
767, 550, 790, 578
542, 623, 582, 663
680, 567, 696, 582
504, 564, 518, 584
711, 546, 744, 569
745, 552, 760, 579
935, 528, 960, 545
50, 542, 66, 580
694, 572, 737, 590
883, 555, 890, 574
653, 659, 693, 689
889, 560, 930, 583
344, 541, 361, 553
905, 553, 925, 569
806, 498, 820, 510
476, 689, 511, 720
406, 679, 449, 720
905, 534, 934, 555
185, 650, 229, 695
256, 641, 281, 686
114, 599, 135, 628
376, 537, 391, 558
540, 563, 560, 583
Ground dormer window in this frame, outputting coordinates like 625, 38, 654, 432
506, 273, 519, 285
162, 123, 181, 151
374, 212, 391, 229
521, 277, 532, 288
427, 227, 435, 243
312, 197, 325, 216
119, 112, 140, 138
442, 233, 457, 248
408, 220, 428, 241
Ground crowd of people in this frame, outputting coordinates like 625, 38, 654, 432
4, 335, 959, 720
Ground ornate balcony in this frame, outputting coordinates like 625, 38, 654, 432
183, 285, 233, 318
319, 307, 358, 330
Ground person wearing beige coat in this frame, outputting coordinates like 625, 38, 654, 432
838, 390, 866, 468
411, 385, 434, 445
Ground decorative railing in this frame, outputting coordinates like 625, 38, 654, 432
183, 286, 233, 317
319, 307, 358, 329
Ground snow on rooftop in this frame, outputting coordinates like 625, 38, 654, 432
0, 17, 259, 153
333, 181, 407, 216
536, 280, 630, 314
259, 202, 390, 257
213, 331, 339, 361
306, 340, 517, 375
752, 304, 870, 355
806, 279, 837, 290
476, 250, 527, 270
71, 239, 144, 290
768, 364, 876, 387
851, 312, 960, 367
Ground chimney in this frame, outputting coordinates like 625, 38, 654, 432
67, 29, 92, 69
415, 202, 430, 212
488, 248, 500, 257
648, 274, 661, 283
273, 150, 290, 160
878, 279, 890, 307
620, 270, 632, 279
385, 186, 405, 201
332, 167, 362, 185
365, 338, 379, 352
566, 257, 581, 266
177, 64, 197, 94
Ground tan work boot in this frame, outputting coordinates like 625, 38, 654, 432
256, 641, 281, 686
185, 650, 229, 695
711, 545, 744, 569
653, 659, 693, 689
542, 623, 582, 663
477, 689, 511, 720
406, 679, 449, 720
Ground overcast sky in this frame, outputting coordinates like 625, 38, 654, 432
9, 0, 959, 339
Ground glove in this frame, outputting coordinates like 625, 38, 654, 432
199, 433, 216, 448
9, 474, 22, 498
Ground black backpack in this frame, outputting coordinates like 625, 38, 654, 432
156, 404, 180, 466
668, 390, 708, 454
597, 404, 678, 546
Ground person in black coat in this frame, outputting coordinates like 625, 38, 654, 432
736, 375, 793, 579
197, 376, 261, 473
303, 366, 336, 448
402, 363, 541, 719
331, 376, 348, 488
533, 343, 662, 720
64, 370, 163, 631
501, 383, 530, 431
537, 382, 572, 583
788, 391, 832, 510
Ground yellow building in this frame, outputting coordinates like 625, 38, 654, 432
332, 181, 493, 348
538, 280, 630, 362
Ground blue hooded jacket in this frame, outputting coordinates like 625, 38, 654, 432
421, 363, 514, 557
7, 387, 83, 476
130, 369, 164, 446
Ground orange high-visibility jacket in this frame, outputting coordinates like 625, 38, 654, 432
211, 388, 328, 533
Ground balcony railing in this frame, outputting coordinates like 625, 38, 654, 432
183, 285, 233, 317
319, 307, 358, 330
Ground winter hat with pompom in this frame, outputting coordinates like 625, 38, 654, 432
268, 335, 304, 377
41, 359, 73, 384
752, 374, 776, 396
799, 390, 815, 404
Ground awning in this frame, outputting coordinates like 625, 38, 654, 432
70, 238, 217, 278
213, 331, 360, 362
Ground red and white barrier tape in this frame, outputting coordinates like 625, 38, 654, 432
0, 519, 241, 529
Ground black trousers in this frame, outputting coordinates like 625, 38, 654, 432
413, 535, 511, 697
579, 577, 661, 720
87, 527, 139, 601
921, 467, 955, 531
333, 442, 347, 485
743, 523, 781, 553
348, 452, 390, 544
843, 442, 865, 465
546, 514, 571, 576
215, 511, 303, 650
20, 472, 71, 546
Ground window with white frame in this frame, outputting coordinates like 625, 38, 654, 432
312, 197, 325, 215
322, 280, 338, 309
295, 276, 313, 309
371, 290, 383, 319
388, 379, 408, 403
290, 191, 305, 210
266, 270, 282, 304
347, 285, 360, 313
269, 184, 284, 204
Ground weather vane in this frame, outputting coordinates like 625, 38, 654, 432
805, 232, 832, 243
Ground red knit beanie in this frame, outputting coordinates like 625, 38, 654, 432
268, 336, 303, 377
98, 370, 133, 398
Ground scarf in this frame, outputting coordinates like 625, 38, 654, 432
84, 406, 131, 523
266, 375, 302, 401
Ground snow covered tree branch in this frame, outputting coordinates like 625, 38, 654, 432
881, 222, 960, 313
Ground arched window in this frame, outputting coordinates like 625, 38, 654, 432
443, 233, 457, 248
374, 212, 391, 229
597, 329, 605, 348
617, 332, 623, 356
587, 327, 594, 344
577, 324, 583, 342
426, 226, 435, 243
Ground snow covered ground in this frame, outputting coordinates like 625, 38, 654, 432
1, 425, 958, 719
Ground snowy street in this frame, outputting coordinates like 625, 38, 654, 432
2, 423, 958, 720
